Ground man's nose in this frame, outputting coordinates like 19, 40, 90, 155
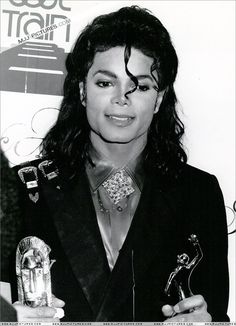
111, 86, 131, 106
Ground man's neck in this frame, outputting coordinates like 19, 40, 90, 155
90, 134, 147, 168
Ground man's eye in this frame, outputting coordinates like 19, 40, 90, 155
137, 84, 150, 92
96, 81, 112, 88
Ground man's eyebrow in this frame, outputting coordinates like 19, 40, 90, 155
93, 70, 117, 78
93, 70, 154, 82
136, 74, 154, 82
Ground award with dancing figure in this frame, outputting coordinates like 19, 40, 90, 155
165, 234, 203, 301
16, 236, 55, 307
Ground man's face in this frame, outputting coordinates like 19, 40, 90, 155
80, 47, 163, 149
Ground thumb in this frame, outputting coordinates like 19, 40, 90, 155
162, 304, 175, 317
52, 296, 65, 308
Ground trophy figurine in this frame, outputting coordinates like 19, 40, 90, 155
164, 234, 203, 302
16, 236, 55, 307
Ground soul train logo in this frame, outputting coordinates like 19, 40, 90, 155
2, 0, 71, 43
7, 0, 70, 9
0, 0, 71, 95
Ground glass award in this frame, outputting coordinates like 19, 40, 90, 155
16, 236, 55, 307
164, 234, 203, 301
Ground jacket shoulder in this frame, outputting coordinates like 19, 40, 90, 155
181, 163, 218, 182
182, 163, 212, 175
178, 163, 222, 195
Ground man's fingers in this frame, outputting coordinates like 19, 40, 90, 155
13, 303, 56, 318
13, 301, 21, 305
173, 295, 206, 313
35, 306, 57, 318
13, 296, 65, 321
163, 295, 211, 323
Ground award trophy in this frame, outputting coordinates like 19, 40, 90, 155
16, 236, 55, 307
164, 234, 203, 302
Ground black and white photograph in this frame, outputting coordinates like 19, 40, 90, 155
0, 0, 235, 323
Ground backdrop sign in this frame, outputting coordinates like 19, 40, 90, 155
0, 0, 72, 164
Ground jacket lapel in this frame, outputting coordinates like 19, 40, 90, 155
42, 170, 111, 315
96, 168, 180, 321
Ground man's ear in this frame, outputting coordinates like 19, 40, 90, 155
154, 90, 165, 114
79, 82, 86, 106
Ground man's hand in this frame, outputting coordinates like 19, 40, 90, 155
13, 296, 65, 322
162, 294, 212, 322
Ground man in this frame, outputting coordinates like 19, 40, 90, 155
13, 6, 229, 322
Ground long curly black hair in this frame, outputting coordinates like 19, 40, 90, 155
42, 6, 187, 180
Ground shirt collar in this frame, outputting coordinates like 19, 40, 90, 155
86, 146, 145, 192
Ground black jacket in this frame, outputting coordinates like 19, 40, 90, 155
15, 160, 229, 322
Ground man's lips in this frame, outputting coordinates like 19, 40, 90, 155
105, 114, 135, 126
105, 114, 135, 121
